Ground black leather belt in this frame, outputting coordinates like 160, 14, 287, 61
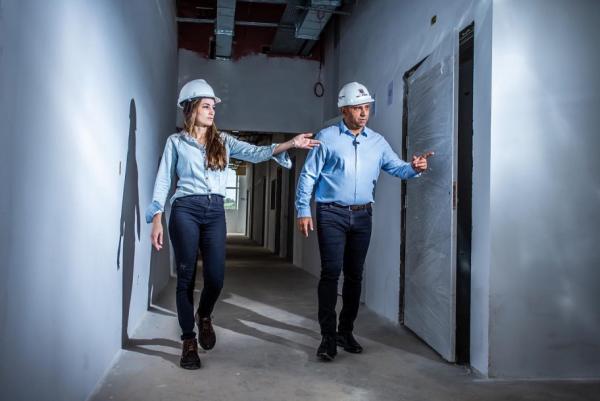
320, 202, 372, 211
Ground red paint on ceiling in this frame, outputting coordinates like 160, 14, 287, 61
176, 0, 324, 61
231, 26, 278, 59
179, 23, 212, 56
235, 2, 286, 23
177, 0, 217, 19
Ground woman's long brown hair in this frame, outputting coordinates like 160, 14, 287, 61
183, 98, 227, 171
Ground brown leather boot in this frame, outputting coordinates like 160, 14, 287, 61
317, 334, 337, 361
180, 338, 201, 369
195, 312, 216, 350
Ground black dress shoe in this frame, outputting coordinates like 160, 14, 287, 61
317, 335, 338, 361
336, 331, 363, 353
180, 338, 201, 370
195, 312, 216, 350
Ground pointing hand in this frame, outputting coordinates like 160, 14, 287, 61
411, 151, 434, 173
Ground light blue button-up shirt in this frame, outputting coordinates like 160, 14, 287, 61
295, 120, 418, 218
146, 131, 291, 223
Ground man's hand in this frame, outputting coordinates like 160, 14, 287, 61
411, 151, 434, 173
297, 217, 314, 238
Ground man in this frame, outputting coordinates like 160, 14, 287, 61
295, 82, 432, 361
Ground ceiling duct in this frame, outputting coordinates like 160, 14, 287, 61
270, 0, 305, 54
295, 0, 341, 41
215, 0, 237, 59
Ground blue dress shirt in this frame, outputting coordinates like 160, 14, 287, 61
146, 131, 291, 223
295, 120, 418, 218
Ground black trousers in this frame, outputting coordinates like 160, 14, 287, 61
315, 203, 372, 336
168, 195, 226, 340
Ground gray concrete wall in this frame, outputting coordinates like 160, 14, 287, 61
177, 50, 324, 133
312, 0, 494, 374
488, 0, 600, 378
0, 1, 178, 400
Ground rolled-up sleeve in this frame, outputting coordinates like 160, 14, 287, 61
381, 139, 419, 179
295, 133, 326, 218
225, 134, 291, 169
145, 136, 177, 223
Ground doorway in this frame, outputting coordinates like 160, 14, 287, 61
274, 167, 283, 255
251, 173, 266, 247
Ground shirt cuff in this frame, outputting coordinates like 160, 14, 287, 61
408, 165, 421, 178
297, 207, 312, 218
270, 144, 292, 169
145, 200, 164, 224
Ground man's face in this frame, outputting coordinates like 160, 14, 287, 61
342, 103, 371, 130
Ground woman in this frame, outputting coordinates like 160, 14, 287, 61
145, 79, 318, 370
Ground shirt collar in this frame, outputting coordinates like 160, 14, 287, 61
339, 119, 369, 138
180, 130, 205, 147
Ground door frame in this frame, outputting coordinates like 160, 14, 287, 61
455, 22, 474, 364
274, 167, 283, 255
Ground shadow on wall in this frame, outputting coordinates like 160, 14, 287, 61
117, 99, 140, 347
148, 210, 171, 308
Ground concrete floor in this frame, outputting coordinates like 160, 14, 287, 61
90, 236, 600, 401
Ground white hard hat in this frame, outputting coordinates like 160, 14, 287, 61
177, 79, 221, 108
337, 82, 375, 108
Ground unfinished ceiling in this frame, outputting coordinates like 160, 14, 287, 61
177, 0, 350, 60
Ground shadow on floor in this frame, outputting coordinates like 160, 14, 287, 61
125, 337, 181, 367
145, 236, 443, 363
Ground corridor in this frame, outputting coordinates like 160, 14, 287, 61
2, 1, 600, 400
90, 237, 598, 401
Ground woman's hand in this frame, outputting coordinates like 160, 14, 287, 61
291, 133, 320, 150
151, 214, 164, 251
273, 133, 320, 155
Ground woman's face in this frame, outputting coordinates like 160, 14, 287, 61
194, 98, 216, 127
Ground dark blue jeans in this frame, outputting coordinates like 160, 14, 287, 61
316, 203, 372, 336
168, 195, 226, 340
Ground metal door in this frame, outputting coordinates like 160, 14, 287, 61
403, 33, 459, 362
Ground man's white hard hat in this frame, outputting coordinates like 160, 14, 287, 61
337, 82, 375, 108
177, 79, 221, 108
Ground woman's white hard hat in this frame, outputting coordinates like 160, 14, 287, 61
337, 82, 375, 108
177, 79, 221, 108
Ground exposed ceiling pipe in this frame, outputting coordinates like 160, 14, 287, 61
178, 17, 291, 29
295, 0, 341, 40
268, 0, 305, 55
237, 0, 287, 3
215, 0, 237, 59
